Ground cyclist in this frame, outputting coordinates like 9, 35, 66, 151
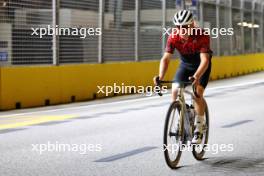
154, 10, 212, 144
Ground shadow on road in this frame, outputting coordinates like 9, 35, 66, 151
194, 156, 264, 174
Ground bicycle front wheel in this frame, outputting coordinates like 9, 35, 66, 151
163, 101, 184, 169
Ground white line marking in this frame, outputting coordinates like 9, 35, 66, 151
207, 80, 264, 91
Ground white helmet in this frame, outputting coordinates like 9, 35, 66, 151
173, 10, 193, 26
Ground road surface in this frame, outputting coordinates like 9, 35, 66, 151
1, 72, 264, 176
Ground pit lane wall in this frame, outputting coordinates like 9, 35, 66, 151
0, 53, 263, 110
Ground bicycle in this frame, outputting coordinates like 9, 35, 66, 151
156, 78, 209, 169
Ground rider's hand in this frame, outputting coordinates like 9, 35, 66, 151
189, 76, 199, 87
189, 76, 201, 98
153, 76, 160, 86
153, 76, 163, 96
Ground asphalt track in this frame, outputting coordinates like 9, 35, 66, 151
1, 72, 264, 176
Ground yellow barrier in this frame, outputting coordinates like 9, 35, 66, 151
0, 53, 263, 110
211, 54, 264, 80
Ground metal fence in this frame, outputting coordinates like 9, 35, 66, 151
0, 0, 263, 65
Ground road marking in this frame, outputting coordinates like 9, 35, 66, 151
0, 80, 263, 118
0, 115, 76, 130
94, 146, 157, 162
0, 102, 169, 130
207, 81, 264, 91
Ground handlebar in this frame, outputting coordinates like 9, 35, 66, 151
154, 76, 200, 98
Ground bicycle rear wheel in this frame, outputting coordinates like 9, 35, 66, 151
163, 101, 184, 169
192, 100, 209, 160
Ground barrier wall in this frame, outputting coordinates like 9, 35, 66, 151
0, 53, 264, 110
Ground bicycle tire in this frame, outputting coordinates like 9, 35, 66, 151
163, 101, 184, 169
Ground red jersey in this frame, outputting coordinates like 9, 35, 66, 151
165, 28, 212, 55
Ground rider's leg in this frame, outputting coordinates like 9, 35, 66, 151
192, 85, 206, 144
194, 85, 205, 116
171, 83, 179, 101
191, 61, 211, 144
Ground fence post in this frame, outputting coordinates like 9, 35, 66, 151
135, 0, 140, 62
162, 0, 166, 54
199, 0, 204, 28
229, 0, 233, 55
52, 0, 59, 65
216, 0, 220, 56
240, 0, 245, 54
98, 0, 104, 63
251, 1, 255, 53
260, 2, 264, 52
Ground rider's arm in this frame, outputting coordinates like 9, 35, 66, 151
193, 53, 210, 80
193, 34, 211, 81
159, 33, 175, 80
159, 52, 172, 80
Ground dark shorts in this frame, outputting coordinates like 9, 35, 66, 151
174, 62, 212, 89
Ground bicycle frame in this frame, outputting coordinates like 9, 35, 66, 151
177, 86, 195, 141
